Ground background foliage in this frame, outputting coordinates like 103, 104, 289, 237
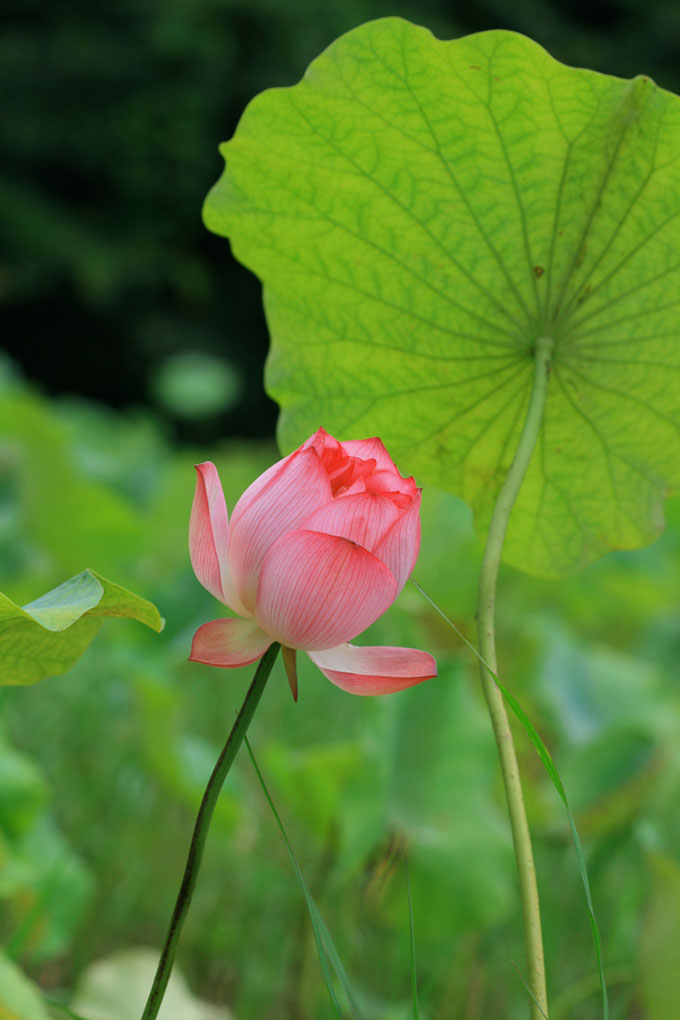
2, 0, 680, 1018
1, 358, 679, 1018
3, 0, 680, 444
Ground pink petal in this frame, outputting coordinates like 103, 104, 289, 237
340, 437, 398, 473
189, 617, 272, 667
302, 429, 378, 495
299, 491, 401, 555
343, 476, 368, 496
189, 463, 249, 615
228, 447, 333, 612
342, 438, 418, 505
364, 470, 417, 506
308, 643, 437, 695
255, 530, 398, 651
228, 450, 292, 508
373, 489, 421, 594
301, 426, 335, 453
189, 462, 229, 602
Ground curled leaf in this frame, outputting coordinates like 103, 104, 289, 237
0, 570, 164, 686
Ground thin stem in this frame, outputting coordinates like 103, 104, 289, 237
476, 337, 553, 1019
140, 642, 281, 1020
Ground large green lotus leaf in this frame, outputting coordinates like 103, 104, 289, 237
204, 18, 680, 576
0, 570, 164, 686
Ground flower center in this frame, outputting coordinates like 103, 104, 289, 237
312, 432, 377, 495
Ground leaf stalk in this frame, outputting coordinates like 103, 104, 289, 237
476, 336, 553, 1019
140, 642, 281, 1020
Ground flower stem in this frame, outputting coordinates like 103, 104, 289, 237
476, 337, 553, 1019
140, 642, 281, 1020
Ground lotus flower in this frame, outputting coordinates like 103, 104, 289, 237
189, 428, 436, 697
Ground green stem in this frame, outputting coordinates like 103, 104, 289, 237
140, 642, 281, 1020
476, 337, 553, 1020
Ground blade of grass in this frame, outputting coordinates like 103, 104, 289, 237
404, 855, 419, 1020
512, 960, 550, 1020
244, 735, 364, 1020
310, 908, 363, 1019
412, 579, 609, 1020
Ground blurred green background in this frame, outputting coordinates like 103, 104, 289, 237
2, 1, 680, 1018
4, 0, 680, 444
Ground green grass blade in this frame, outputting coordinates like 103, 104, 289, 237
511, 961, 549, 1019
245, 736, 364, 1020
413, 580, 609, 1020
309, 908, 363, 1019
404, 855, 419, 1020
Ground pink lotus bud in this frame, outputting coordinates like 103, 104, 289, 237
188, 428, 437, 696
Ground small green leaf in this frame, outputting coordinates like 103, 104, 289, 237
0, 570, 164, 686
21, 572, 104, 631
205, 17, 680, 576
